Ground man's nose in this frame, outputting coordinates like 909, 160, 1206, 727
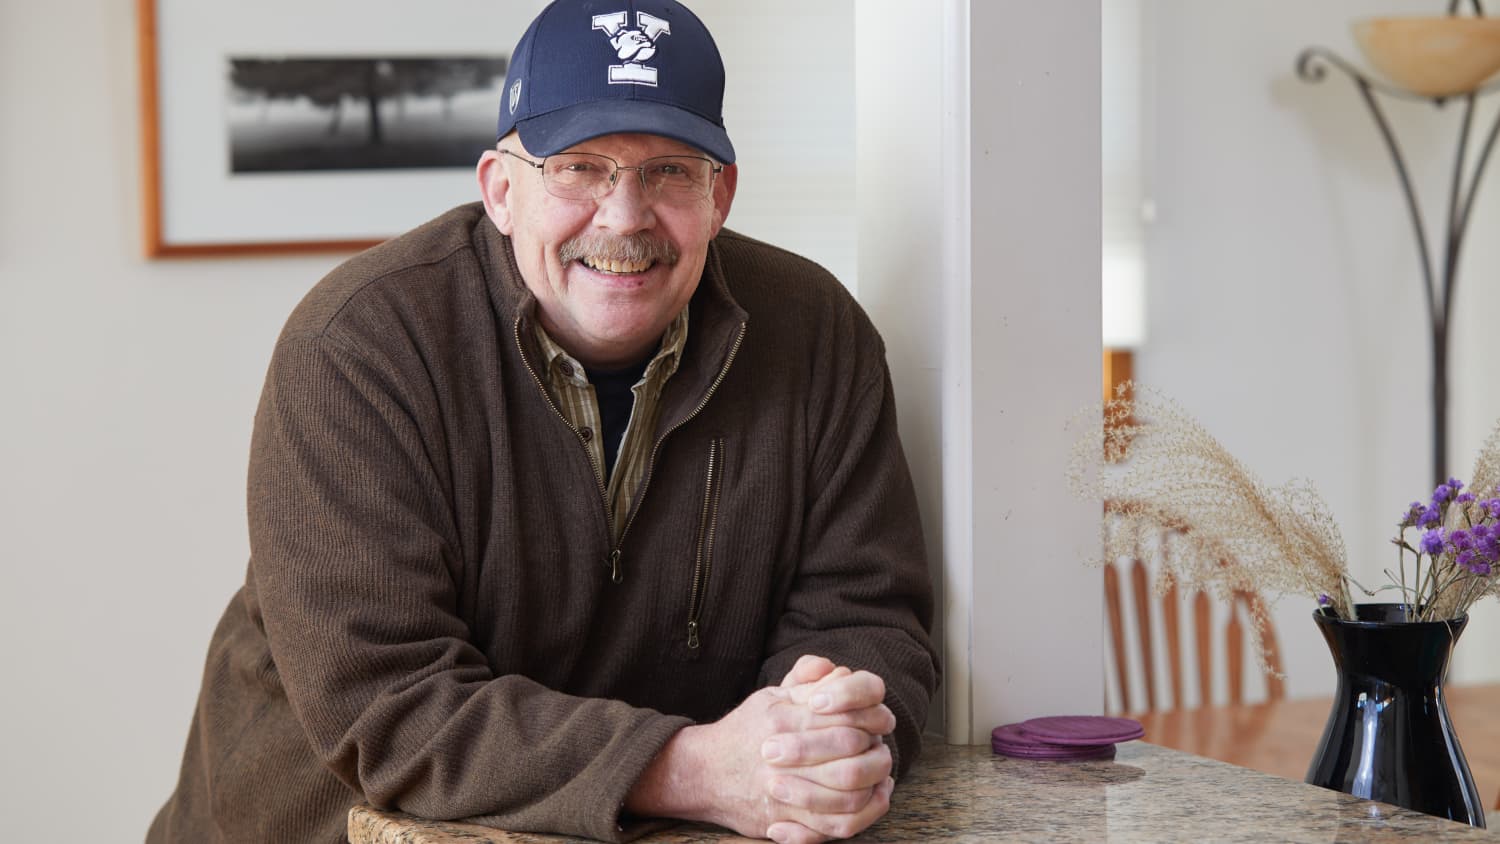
593, 169, 657, 232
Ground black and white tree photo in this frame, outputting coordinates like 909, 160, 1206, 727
226, 56, 508, 173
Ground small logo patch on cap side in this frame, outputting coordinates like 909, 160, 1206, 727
508, 79, 522, 115
592, 10, 672, 87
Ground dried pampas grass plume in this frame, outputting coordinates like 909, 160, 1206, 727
1471, 417, 1500, 520
1068, 385, 1353, 670
1459, 416, 1500, 609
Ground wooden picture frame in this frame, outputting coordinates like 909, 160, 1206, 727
135, 0, 518, 258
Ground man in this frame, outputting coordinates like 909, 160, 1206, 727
149, 1, 938, 842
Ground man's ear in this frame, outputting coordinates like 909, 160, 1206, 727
709, 162, 738, 236
477, 149, 514, 235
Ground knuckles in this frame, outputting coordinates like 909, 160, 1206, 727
831, 727, 871, 758
773, 733, 804, 762
856, 670, 887, 702
822, 816, 860, 840
829, 787, 875, 814
826, 762, 870, 792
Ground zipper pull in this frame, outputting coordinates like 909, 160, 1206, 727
607, 549, 623, 584
686, 620, 701, 649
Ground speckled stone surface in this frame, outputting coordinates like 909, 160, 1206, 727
349, 741, 1499, 842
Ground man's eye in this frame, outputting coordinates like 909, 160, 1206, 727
561, 162, 599, 174
655, 163, 686, 176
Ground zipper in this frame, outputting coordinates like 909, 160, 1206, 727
513, 316, 614, 545
516, 315, 748, 586
608, 321, 747, 585
686, 438, 725, 649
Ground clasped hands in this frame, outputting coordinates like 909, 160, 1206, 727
627, 655, 895, 844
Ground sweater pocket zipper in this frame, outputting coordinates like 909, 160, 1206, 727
686, 438, 724, 649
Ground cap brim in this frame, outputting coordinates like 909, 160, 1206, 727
516, 99, 735, 164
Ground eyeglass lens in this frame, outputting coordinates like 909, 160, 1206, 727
541, 153, 717, 202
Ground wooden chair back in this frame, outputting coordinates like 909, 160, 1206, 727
1099, 350, 1284, 713
1103, 530, 1285, 714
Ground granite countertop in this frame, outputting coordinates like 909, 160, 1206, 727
349, 741, 1498, 843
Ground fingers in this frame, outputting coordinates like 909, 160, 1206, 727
781, 654, 840, 688
756, 664, 897, 843
775, 700, 895, 739
767, 742, 893, 808
776, 700, 896, 738
766, 776, 895, 843
787, 669, 886, 716
770, 777, 876, 816
686, 680, 898, 844
808, 703, 894, 738
765, 821, 830, 844
762, 726, 879, 767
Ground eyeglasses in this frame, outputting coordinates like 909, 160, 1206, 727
500, 149, 723, 205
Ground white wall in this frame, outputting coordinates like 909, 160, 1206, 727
963, 1, 1104, 738
853, 1, 953, 740
0, 4, 337, 836
0, 1, 856, 838
856, 1, 1103, 744
1137, 0, 1500, 695
707, 2, 857, 288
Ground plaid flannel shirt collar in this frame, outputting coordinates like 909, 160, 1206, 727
533, 308, 689, 388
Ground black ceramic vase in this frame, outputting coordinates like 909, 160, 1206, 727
1305, 603, 1484, 827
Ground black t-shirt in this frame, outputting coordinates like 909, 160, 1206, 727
586, 357, 651, 479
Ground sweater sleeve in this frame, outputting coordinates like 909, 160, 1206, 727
757, 348, 942, 778
247, 334, 689, 842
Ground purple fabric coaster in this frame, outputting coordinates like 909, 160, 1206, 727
991, 739, 1117, 761
989, 723, 1116, 760
1018, 715, 1144, 746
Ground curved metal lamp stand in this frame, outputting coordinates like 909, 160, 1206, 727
1296, 2, 1500, 485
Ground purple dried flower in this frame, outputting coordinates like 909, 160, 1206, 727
1458, 492, 1476, 504
1468, 558, 1493, 576
1451, 529, 1474, 550
1420, 505, 1443, 528
1458, 549, 1476, 569
1433, 482, 1458, 505
1484, 499, 1500, 519
1318, 594, 1331, 606
1420, 528, 1446, 555
1473, 536, 1496, 561
1400, 501, 1425, 527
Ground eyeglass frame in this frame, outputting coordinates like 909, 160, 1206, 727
498, 148, 724, 204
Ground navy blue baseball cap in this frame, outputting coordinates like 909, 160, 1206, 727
497, 0, 735, 164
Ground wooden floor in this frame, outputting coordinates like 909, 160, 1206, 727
1134, 683, 1500, 808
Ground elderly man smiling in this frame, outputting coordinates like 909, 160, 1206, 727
149, 2, 938, 843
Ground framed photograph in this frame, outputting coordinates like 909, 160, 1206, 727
136, 0, 536, 257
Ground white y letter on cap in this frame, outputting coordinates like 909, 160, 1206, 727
592, 11, 672, 87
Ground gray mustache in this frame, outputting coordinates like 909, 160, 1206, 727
559, 233, 680, 266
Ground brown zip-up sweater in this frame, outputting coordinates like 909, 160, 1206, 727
148, 203, 939, 843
